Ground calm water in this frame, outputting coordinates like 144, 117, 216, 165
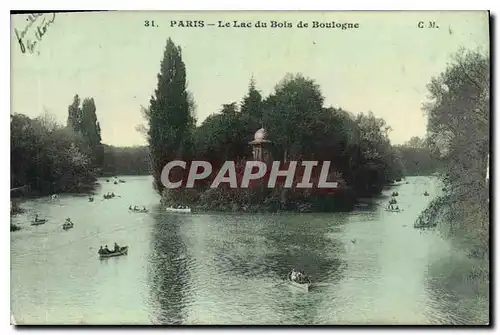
10, 176, 487, 325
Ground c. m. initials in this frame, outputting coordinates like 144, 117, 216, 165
418, 21, 439, 28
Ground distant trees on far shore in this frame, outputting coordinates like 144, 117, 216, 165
101, 145, 150, 176
394, 136, 442, 176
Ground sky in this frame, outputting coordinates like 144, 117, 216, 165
11, 11, 489, 146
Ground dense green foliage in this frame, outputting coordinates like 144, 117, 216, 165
11, 113, 96, 194
11, 91, 153, 200
417, 49, 489, 259
145, 38, 196, 193
67, 95, 104, 168
102, 145, 150, 176
11, 94, 109, 196
395, 136, 442, 176
145, 39, 406, 211
194, 74, 404, 198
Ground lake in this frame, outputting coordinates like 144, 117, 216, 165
10, 176, 488, 325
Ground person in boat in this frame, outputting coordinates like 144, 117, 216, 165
98, 246, 104, 255
129, 205, 132, 210
298, 270, 309, 283
296, 272, 303, 282
35, 214, 39, 221
104, 245, 111, 253
143, 206, 146, 211
292, 270, 304, 283
114, 242, 120, 252
134, 205, 138, 211
395, 206, 399, 210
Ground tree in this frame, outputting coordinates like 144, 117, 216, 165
147, 38, 195, 193
420, 49, 489, 258
424, 49, 489, 187
102, 145, 150, 176
262, 73, 325, 161
241, 76, 263, 120
67, 94, 82, 132
66, 95, 103, 169
80, 98, 103, 167
348, 112, 400, 193
11, 113, 95, 195
394, 136, 441, 176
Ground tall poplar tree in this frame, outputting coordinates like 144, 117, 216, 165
67, 94, 82, 132
81, 98, 103, 168
67, 95, 103, 168
147, 38, 194, 193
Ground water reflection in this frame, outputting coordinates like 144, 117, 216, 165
424, 253, 490, 325
10, 176, 488, 325
146, 213, 349, 324
148, 207, 189, 324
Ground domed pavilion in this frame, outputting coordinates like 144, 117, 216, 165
249, 128, 272, 162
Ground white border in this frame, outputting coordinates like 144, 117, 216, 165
3, 1, 497, 334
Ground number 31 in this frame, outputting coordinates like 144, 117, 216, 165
144, 20, 156, 27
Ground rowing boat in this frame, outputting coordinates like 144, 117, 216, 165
31, 219, 47, 226
385, 208, 401, 212
166, 207, 191, 213
287, 273, 311, 291
62, 222, 74, 230
130, 209, 149, 213
99, 246, 128, 259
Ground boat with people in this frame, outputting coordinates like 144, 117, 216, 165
119, 179, 126, 183
129, 205, 148, 213
391, 191, 399, 197
166, 205, 191, 213
423, 191, 429, 196
385, 204, 401, 212
88, 196, 94, 202
31, 215, 47, 226
103, 192, 116, 199
62, 218, 74, 230
287, 269, 311, 291
62, 222, 74, 230
389, 198, 397, 204
98, 243, 128, 259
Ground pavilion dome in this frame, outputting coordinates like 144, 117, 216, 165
254, 128, 267, 141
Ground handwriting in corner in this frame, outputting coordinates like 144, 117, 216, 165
14, 13, 56, 55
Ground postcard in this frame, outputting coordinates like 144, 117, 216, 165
10, 10, 490, 325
